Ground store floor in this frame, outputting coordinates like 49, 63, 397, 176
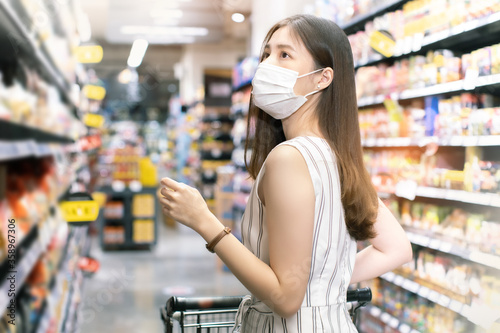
77, 222, 248, 333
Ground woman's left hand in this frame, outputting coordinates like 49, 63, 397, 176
159, 177, 211, 232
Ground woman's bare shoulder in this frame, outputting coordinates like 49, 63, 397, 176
265, 143, 306, 170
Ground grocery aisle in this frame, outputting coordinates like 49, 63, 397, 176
2, 0, 500, 333
78, 222, 247, 333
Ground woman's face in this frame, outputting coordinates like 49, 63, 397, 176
262, 26, 320, 97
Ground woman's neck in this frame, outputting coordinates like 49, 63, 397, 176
281, 104, 323, 140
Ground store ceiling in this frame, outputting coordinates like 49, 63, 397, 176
81, 0, 251, 79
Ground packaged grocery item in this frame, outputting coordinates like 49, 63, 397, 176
490, 108, 500, 135
440, 208, 467, 240
477, 47, 492, 76
491, 44, 500, 74
425, 96, 440, 136
461, 53, 474, 79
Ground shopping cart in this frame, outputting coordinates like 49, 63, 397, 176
160, 287, 372, 333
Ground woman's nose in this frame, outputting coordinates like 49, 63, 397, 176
261, 56, 277, 67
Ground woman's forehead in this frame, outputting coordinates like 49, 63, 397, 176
268, 26, 303, 49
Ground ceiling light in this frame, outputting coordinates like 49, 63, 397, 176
127, 39, 149, 68
150, 9, 183, 18
149, 36, 196, 44
150, 0, 191, 3
118, 68, 132, 84
231, 13, 245, 23
121, 26, 209, 36
153, 18, 180, 26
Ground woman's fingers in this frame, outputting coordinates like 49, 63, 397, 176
161, 177, 182, 191
162, 205, 171, 215
160, 187, 176, 200
158, 195, 169, 207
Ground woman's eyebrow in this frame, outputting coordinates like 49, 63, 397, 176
264, 43, 296, 52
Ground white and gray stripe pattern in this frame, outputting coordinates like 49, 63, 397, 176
236, 136, 358, 332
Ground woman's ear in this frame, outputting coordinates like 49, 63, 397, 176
318, 67, 334, 89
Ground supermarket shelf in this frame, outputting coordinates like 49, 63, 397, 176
362, 135, 500, 148
0, 119, 75, 145
99, 186, 158, 250
358, 73, 500, 107
32, 299, 48, 333
34, 228, 71, 333
413, 186, 500, 207
0, 217, 61, 313
36, 227, 88, 333
405, 229, 500, 271
0, 239, 42, 312
201, 114, 235, 123
380, 272, 466, 316
0, 0, 77, 108
379, 272, 497, 329
355, 11, 500, 68
341, 0, 408, 34
362, 305, 421, 333
388, 182, 500, 207
0, 140, 56, 162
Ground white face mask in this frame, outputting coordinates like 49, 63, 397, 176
252, 63, 324, 119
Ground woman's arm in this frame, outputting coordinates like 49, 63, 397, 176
350, 198, 413, 284
159, 145, 315, 318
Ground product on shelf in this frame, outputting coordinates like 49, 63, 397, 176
344, 0, 500, 67
364, 149, 422, 193
103, 201, 124, 220
0, 65, 85, 139
14, 0, 79, 82
103, 225, 125, 244
315, 0, 398, 27
0, 157, 63, 249
100, 186, 157, 249
132, 219, 155, 243
348, 2, 500, 332
0, 1, 100, 331
361, 278, 472, 333
356, 44, 500, 101
132, 194, 155, 217
400, 199, 500, 256
364, 136, 500, 194
95, 121, 160, 188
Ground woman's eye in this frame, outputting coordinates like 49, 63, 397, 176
262, 52, 270, 59
280, 52, 290, 59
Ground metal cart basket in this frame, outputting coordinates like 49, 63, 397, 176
160, 288, 372, 333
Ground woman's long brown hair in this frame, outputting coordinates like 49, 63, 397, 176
244, 14, 378, 241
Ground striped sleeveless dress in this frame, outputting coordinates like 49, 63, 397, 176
235, 136, 358, 333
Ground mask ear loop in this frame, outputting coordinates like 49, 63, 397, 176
297, 68, 324, 78
299, 68, 325, 98
304, 89, 321, 98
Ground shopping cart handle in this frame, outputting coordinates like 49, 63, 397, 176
346, 287, 372, 303
165, 289, 370, 316
166, 296, 245, 316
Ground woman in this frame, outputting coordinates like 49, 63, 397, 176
159, 14, 412, 332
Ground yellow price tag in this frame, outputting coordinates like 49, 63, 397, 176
60, 200, 100, 222
75, 45, 104, 64
83, 113, 105, 128
369, 31, 396, 58
83, 85, 106, 101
